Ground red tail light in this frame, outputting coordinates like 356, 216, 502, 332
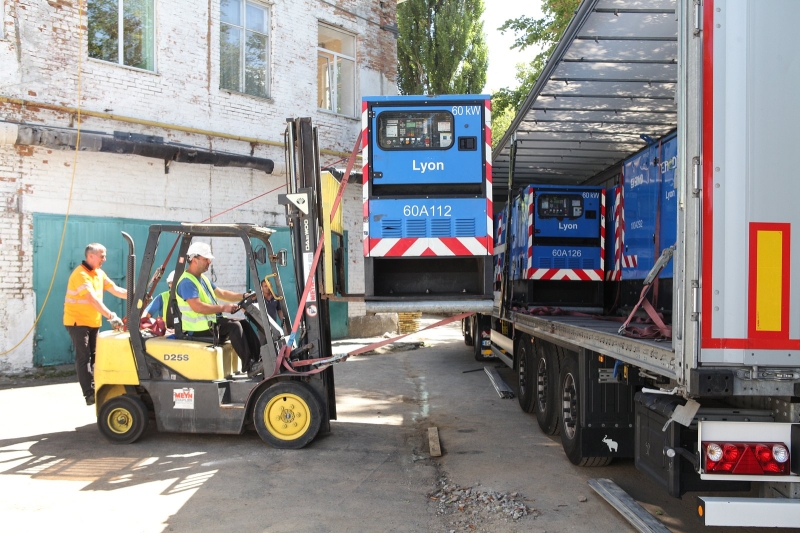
702, 442, 790, 475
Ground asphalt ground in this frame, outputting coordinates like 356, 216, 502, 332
0, 317, 779, 532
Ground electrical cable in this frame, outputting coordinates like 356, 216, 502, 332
1, 0, 85, 357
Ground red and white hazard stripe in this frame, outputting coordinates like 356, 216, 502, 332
485, 99, 493, 255
362, 101, 370, 258
526, 188, 534, 279
529, 269, 604, 281
600, 190, 606, 271
622, 255, 638, 268
368, 237, 489, 257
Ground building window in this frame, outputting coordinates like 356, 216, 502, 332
220, 0, 270, 98
87, 0, 155, 71
317, 24, 356, 117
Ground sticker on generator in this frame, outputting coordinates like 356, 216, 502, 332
173, 388, 195, 409
306, 304, 318, 317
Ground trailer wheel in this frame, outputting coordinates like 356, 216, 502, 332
559, 355, 611, 467
254, 381, 322, 449
534, 341, 560, 435
97, 394, 149, 444
463, 318, 474, 347
516, 336, 536, 413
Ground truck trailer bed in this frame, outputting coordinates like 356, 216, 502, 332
506, 311, 677, 380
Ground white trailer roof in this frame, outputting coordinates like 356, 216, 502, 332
492, 0, 678, 198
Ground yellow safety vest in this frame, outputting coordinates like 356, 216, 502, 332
175, 272, 217, 331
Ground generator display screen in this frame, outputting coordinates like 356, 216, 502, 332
537, 194, 583, 219
377, 111, 455, 150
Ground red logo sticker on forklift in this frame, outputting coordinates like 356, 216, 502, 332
173, 388, 195, 409
306, 304, 318, 317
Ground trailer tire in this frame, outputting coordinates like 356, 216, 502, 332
97, 394, 149, 444
516, 336, 536, 413
463, 318, 474, 347
534, 341, 560, 435
559, 355, 611, 467
254, 381, 322, 449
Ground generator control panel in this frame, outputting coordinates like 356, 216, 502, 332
538, 194, 585, 219
377, 111, 454, 149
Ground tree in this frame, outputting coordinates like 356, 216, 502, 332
491, 0, 580, 146
397, 0, 488, 95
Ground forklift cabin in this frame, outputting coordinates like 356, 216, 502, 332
92, 223, 337, 449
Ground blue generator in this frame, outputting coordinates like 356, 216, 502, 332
362, 95, 493, 312
617, 132, 678, 312
509, 184, 606, 310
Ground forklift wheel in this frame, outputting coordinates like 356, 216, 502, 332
97, 395, 149, 444
253, 381, 322, 449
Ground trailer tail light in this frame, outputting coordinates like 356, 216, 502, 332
702, 442, 790, 475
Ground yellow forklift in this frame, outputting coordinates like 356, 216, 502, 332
92, 118, 346, 448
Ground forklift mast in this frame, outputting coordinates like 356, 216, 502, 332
280, 117, 337, 427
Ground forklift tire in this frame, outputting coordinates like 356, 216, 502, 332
253, 381, 322, 449
463, 318, 474, 347
516, 336, 536, 413
98, 394, 149, 444
559, 355, 611, 467
534, 341, 560, 435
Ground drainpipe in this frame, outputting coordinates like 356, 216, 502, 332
0, 122, 274, 174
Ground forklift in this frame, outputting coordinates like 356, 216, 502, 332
92, 118, 345, 449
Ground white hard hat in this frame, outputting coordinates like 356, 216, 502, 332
166, 270, 175, 283
187, 242, 214, 260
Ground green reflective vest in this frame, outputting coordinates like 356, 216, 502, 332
175, 272, 217, 331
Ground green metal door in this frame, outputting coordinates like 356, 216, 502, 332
33, 214, 173, 367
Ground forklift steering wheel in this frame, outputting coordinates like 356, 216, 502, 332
235, 290, 257, 311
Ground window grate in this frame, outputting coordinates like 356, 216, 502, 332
431, 219, 451, 237
382, 219, 402, 238
406, 219, 427, 237
455, 219, 475, 237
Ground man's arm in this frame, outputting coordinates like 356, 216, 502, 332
107, 283, 128, 299
186, 297, 237, 315
214, 287, 245, 302
84, 291, 117, 320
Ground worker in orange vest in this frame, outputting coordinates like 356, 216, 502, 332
63, 243, 128, 405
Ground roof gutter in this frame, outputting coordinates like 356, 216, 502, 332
491, 0, 601, 159
0, 122, 275, 174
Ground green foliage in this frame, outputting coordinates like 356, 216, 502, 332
492, 0, 581, 143
397, 0, 488, 95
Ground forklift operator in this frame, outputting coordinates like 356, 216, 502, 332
175, 242, 260, 373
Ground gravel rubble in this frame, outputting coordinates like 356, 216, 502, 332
428, 476, 538, 532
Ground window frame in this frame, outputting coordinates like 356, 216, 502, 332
87, 0, 157, 72
317, 23, 357, 118
219, 0, 271, 99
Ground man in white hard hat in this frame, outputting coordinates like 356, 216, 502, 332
174, 242, 259, 372
143, 270, 174, 320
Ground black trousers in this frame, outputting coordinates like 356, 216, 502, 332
195, 317, 260, 371
66, 325, 98, 398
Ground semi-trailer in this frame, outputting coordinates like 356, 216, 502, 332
469, 0, 800, 527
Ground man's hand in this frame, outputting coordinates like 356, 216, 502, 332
220, 303, 238, 314
108, 312, 124, 329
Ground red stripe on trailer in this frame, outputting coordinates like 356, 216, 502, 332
420, 247, 437, 257
385, 238, 416, 257
701, 0, 715, 346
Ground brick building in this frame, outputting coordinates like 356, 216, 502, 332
0, 0, 398, 373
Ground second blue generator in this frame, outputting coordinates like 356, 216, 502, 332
508, 184, 606, 310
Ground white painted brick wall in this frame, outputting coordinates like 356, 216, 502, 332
0, 0, 397, 372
